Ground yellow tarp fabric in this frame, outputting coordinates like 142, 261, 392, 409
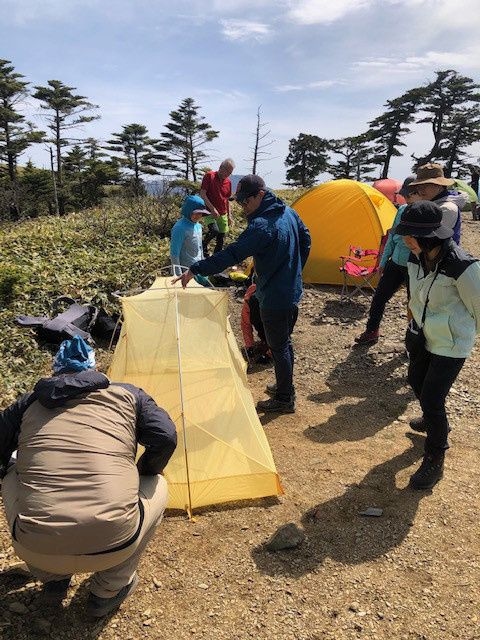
108, 277, 283, 514
293, 179, 397, 285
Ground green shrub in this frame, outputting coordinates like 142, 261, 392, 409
0, 265, 26, 305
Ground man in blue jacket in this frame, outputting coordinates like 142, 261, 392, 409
173, 175, 311, 414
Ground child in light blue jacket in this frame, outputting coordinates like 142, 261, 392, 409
170, 195, 210, 285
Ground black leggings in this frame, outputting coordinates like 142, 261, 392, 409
366, 260, 408, 332
407, 345, 465, 454
203, 224, 225, 254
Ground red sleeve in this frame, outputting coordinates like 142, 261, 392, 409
241, 300, 254, 348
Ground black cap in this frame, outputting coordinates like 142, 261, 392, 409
397, 176, 416, 197
393, 201, 454, 239
230, 174, 266, 203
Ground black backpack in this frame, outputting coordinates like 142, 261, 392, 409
16, 296, 120, 346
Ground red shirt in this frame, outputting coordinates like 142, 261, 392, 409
200, 171, 232, 215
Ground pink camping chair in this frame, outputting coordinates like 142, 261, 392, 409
339, 235, 387, 301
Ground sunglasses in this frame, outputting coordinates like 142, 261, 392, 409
236, 192, 257, 206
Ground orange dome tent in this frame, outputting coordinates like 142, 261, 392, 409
372, 178, 405, 205
293, 180, 397, 285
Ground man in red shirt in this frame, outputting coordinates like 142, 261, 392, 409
200, 158, 235, 255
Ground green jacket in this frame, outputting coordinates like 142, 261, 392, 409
408, 240, 480, 358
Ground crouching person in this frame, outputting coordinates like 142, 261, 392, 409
0, 336, 177, 617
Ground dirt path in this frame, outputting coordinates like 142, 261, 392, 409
1, 216, 479, 640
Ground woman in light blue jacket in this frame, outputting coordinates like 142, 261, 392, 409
394, 201, 480, 490
355, 177, 421, 345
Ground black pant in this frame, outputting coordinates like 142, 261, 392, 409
407, 345, 465, 454
203, 224, 225, 255
260, 306, 299, 402
366, 260, 408, 332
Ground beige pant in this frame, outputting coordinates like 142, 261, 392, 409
2, 472, 168, 598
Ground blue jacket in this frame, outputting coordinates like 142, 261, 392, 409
190, 191, 311, 310
380, 204, 411, 268
170, 195, 205, 275
408, 240, 480, 358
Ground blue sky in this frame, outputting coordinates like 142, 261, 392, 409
1, 0, 480, 187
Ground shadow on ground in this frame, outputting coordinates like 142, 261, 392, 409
311, 297, 370, 327
0, 574, 113, 639
252, 433, 426, 578
304, 348, 412, 444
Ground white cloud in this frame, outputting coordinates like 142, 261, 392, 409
284, 0, 374, 25
355, 45, 480, 75
220, 18, 272, 41
275, 79, 345, 92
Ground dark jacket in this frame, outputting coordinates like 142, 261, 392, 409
189, 191, 311, 309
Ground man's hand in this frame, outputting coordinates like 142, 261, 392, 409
171, 269, 195, 288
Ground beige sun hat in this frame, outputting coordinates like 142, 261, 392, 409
410, 162, 455, 187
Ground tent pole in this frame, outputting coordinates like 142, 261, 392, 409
173, 288, 194, 520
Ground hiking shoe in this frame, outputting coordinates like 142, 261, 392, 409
409, 416, 427, 432
266, 384, 296, 399
86, 574, 138, 618
40, 577, 71, 605
256, 397, 295, 414
354, 329, 379, 345
409, 455, 444, 490
266, 383, 277, 397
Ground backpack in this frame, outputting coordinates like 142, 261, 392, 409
16, 296, 120, 346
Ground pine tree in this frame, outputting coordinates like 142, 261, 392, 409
18, 160, 55, 218
368, 88, 422, 178
157, 98, 219, 182
441, 105, 480, 177
284, 133, 329, 187
106, 123, 162, 196
412, 70, 480, 169
33, 79, 99, 213
0, 59, 44, 216
63, 144, 120, 208
328, 135, 375, 181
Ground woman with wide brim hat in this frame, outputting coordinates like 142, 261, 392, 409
409, 163, 462, 244
393, 201, 480, 490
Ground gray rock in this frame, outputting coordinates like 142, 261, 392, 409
265, 523, 305, 551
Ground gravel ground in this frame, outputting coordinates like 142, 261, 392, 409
1, 215, 479, 640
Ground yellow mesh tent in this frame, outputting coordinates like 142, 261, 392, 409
293, 180, 397, 285
108, 277, 283, 515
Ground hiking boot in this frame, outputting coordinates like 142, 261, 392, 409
409, 416, 451, 434
40, 577, 71, 605
266, 383, 277, 396
354, 329, 379, 345
409, 454, 444, 490
266, 383, 296, 399
256, 397, 295, 414
409, 416, 427, 432
86, 573, 138, 618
